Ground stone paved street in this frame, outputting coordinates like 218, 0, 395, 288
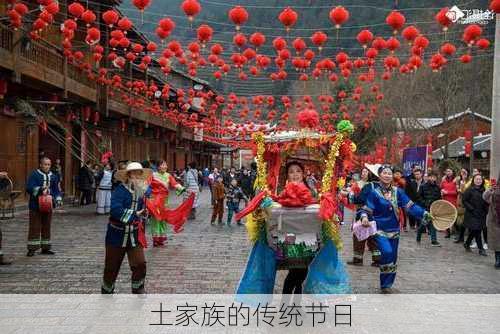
0, 189, 498, 294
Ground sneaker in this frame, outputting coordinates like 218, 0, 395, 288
453, 239, 464, 244
479, 249, 488, 256
0, 259, 12, 265
484, 243, 488, 250
26, 250, 35, 257
237, 221, 243, 226
347, 259, 363, 266
431, 241, 442, 247
464, 244, 472, 252
470, 241, 477, 249
41, 249, 55, 255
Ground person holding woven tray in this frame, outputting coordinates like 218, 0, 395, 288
356, 164, 432, 294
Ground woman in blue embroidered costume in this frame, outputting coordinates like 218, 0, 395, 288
25, 157, 62, 257
101, 162, 151, 294
354, 164, 432, 293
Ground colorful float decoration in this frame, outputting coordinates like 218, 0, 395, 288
236, 119, 355, 297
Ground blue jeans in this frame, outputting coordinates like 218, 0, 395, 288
416, 221, 437, 242
227, 202, 240, 225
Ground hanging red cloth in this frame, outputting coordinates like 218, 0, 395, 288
235, 191, 267, 222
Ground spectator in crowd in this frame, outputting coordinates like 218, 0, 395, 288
26, 157, 62, 257
96, 162, 114, 215
112, 161, 128, 190
202, 167, 210, 188
483, 173, 500, 268
406, 167, 424, 230
416, 171, 442, 246
454, 168, 470, 243
239, 168, 254, 199
51, 158, 63, 182
440, 168, 458, 238
184, 162, 200, 220
208, 167, 220, 205
223, 167, 238, 187
225, 178, 248, 226
0, 172, 12, 265
462, 174, 489, 256
78, 161, 94, 206
211, 176, 225, 225
91, 163, 100, 203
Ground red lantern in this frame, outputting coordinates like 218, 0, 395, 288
118, 17, 133, 31
197, 24, 213, 46
146, 41, 157, 52
414, 36, 429, 49
233, 33, 247, 48
102, 10, 119, 27
476, 38, 490, 50
386, 37, 401, 52
273, 37, 287, 51
329, 6, 349, 28
491, 0, 500, 13
357, 29, 373, 48
132, 0, 150, 12
278, 7, 298, 31
435, 8, 452, 31
13, 3, 29, 16
292, 38, 306, 53
81, 9, 96, 26
249, 32, 266, 49
86, 27, 100, 44
159, 17, 175, 32
460, 53, 472, 63
68, 2, 85, 19
402, 26, 420, 43
181, 0, 201, 22
463, 24, 482, 45
311, 31, 327, 51
386, 10, 406, 33
228, 6, 248, 30
211, 43, 223, 55
440, 42, 456, 56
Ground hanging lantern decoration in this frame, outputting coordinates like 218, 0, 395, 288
146, 41, 157, 53
402, 25, 420, 44
233, 33, 247, 48
311, 31, 327, 52
476, 38, 490, 50
356, 29, 373, 48
228, 5, 248, 31
491, 0, 500, 13
463, 24, 482, 46
81, 9, 97, 27
440, 42, 456, 56
181, 0, 201, 23
211, 43, 223, 55
386, 10, 406, 34
435, 8, 453, 31
329, 6, 349, 29
386, 37, 401, 53
273, 37, 287, 51
196, 24, 213, 47
68, 2, 85, 19
278, 7, 298, 32
102, 10, 119, 28
132, 0, 151, 23
249, 32, 266, 50
86, 27, 101, 45
118, 17, 133, 32
292, 38, 306, 54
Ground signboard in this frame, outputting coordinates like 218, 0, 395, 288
194, 127, 203, 141
402, 146, 428, 176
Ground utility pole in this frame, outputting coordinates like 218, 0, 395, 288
491, 14, 500, 179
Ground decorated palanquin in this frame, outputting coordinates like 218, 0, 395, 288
236, 120, 356, 297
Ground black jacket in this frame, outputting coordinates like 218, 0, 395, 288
406, 178, 423, 202
417, 181, 441, 210
462, 185, 489, 231
78, 166, 94, 191
239, 174, 253, 198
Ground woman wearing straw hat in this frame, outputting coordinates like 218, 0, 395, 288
101, 162, 152, 294
355, 164, 431, 294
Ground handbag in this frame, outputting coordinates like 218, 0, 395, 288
38, 194, 53, 213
